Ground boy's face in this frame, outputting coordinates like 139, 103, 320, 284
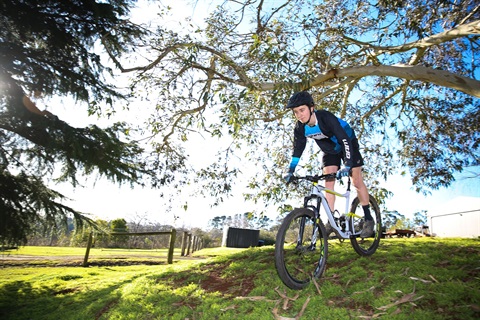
292, 105, 312, 124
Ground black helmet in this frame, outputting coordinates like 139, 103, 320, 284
286, 91, 314, 109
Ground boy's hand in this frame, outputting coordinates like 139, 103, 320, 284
336, 166, 351, 179
284, 172, 294, 184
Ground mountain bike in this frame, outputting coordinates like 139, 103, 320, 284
274, 173, 382, 290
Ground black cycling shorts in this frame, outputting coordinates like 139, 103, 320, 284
322, 138, 364, 168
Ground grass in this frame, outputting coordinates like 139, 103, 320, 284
0, 245, 212, 267
0, 238, 479, 319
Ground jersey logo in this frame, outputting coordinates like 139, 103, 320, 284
307, 132, 328, 140
342, 138, 351, 158
305, 124, 328, 140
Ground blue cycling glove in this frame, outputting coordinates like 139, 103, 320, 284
336, 166, 351, 179
284, 157, 300, 184
284, 172, 294, 184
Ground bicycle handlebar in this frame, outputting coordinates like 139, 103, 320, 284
290, 173, 338, 183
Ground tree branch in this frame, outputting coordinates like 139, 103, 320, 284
341, 20, 480, 55
336, 65, 480, 97
104, 39, 257, 89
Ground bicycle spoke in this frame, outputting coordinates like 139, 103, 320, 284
275, 208, 328, 290
349, 195, 382, 256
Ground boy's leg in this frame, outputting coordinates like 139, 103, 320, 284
323, 165, 339, 211
351, 167, 369, 207
322, 153, 342, 211
351, 167, 374, 236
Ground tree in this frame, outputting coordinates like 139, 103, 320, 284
110, 218, 128, 247
92, 219, 110, 247
382, 210, 405, 231
413, 210, 428, 227
208, 215, 230, 229
0, 0, 170, 246
2, 0, 479, 246
244, 212, 273, 230
382, 209, 417, 231
108, 0, 479, 212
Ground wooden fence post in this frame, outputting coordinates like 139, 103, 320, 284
186, 233, 192, 256
167, 228, 176, 264
181, 231, 188, 256
192, 236, 198, 253
83, 232, 94, 267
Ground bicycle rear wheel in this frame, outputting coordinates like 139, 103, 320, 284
349, 195, 382, 256
275, 208, 328, 290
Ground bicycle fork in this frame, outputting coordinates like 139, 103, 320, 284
295, 196, 322, 251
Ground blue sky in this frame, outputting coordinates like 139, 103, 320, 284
380, 167, 479, 217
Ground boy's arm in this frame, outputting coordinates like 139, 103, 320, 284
288, 122, 307, 173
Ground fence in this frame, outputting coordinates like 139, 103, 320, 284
180, 231, 203, 256
83, 229, 203, 267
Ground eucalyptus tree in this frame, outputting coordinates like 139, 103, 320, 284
111, 0, 479, 212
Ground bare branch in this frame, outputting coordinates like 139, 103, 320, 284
459, 5, 480, 25
341, 20, 480, 55
340, 79, 358, 119
336, 64, 480, 98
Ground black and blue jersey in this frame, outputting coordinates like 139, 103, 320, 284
289, 110, 357, 171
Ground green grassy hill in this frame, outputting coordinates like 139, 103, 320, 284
1, 238, 479, 319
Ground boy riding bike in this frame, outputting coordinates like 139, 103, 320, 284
284, 91, 374, 238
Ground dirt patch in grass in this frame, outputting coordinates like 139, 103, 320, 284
198, 262, 255, 297
53, 287, 81, 295
95, 299, 118, 320
163, 259, 256, 298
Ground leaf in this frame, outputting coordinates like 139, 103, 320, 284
353, 286, 375, 294
409, 276, 432, 283
220, 305, 237, 311
235, 296, 276, 302
377, 293, 424, 311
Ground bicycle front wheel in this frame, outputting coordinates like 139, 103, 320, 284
274, 208, 328, 290
349, 195, 382, 256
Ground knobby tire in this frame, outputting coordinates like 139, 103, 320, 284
349, 195, 382, 256
274, 208, 328, 290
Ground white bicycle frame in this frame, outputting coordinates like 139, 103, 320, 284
308, 178, 363, 239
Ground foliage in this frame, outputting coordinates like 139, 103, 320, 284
110, 218, 128, 232
24, 216, 74, 247
0, 0, 169, 246
413, 210, 428, 226
2, 0, 480, 245
383, 210, 405, 231
209, 213, 273, 230
112, 0, 479, 213
383, 209, 419, 231
382, 209, 429, 232
1, 238, 479, 319
109, 218, 128, 247
21, 214, 211, 250
383, 210, 427, 231
208, 215, 229, 229
259, 229, 276, 246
